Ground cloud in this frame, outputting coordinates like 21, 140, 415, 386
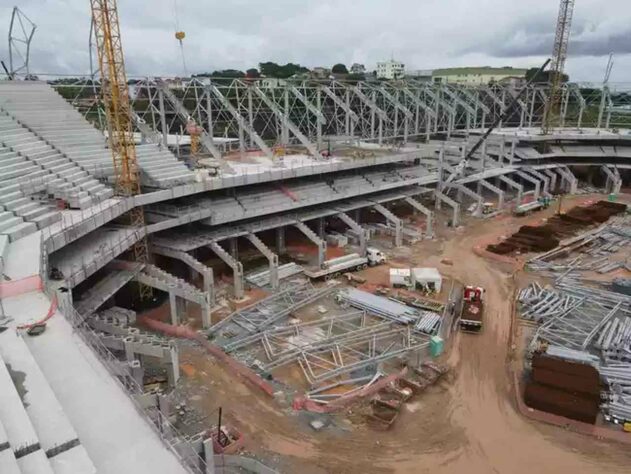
0, 0, 629, 82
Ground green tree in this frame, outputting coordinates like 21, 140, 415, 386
210, 69, 245, 78
259, 62, 309, 78
332, 63, 348, 74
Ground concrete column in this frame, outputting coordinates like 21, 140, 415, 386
203, 437, 215, 474
524, 168, 551, 197
544, 169, 559, 193
208, 242, 244, 299
515, 170, 541, 200
317, 217, 325, 240
294, 221, 327, 267
176, 296, 187, 322
276, 227, 286, 255
499, 175, 524, 206
478, 179, 505, 209
434, 191, 461, 227
557, 167, 578, 194
404, 197, 434, 238
129, 360, 144, 388
337, 212, 368, 255
446, 184, 483, 217
164, 343, 180, 388
246, 233, 280, 289
372, 203, 402, 247
169, 291, 178, 325
229, 238, 239, 261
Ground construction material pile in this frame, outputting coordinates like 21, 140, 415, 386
518, 280, 631, 425
365, 362, 448, 429
525, 354, 601, 423
488, 201, 627, 255
527, 217, 631, 279
336, 288, 442, 335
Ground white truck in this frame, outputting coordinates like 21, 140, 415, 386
304, 247, 386, 280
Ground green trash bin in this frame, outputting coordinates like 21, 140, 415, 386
608, 193, 617, 202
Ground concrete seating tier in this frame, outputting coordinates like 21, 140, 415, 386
0, 81, 195, 189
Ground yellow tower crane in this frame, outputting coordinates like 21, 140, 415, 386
543, 0, 576, 135
90, 0, 151, 299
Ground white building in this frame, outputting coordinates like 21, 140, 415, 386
376, 60, 405, 79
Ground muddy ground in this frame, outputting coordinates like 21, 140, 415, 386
172, 192, 631, 473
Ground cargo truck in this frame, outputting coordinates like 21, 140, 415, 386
304, 247, 386, 280
459, 285, 485, 333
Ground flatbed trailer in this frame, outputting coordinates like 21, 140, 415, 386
460, 299, 484, 332
304, 253, 368, 280
459, 286, 484, 333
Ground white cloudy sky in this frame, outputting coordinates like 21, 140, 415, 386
0, 0, 630, 83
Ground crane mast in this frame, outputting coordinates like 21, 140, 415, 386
543, 0, 575, 134
90, 0, 151, 299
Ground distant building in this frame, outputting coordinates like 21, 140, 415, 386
311, 67, 331, 78
350, 63, 366, 75
376, 60, 405, 80
260, 77, 287, 88
432, 67, 528, 85
406, 69, 433, 82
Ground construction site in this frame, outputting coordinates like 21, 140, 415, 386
1, 1, 631, 473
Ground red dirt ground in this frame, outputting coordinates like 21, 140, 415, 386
169, 193, 631, 473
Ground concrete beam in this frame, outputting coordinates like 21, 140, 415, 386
556, 166, 578, 194
445, 183, 484, 217
208, 241, 245, 299
477, 179, 505, 209
372, 203, 402, 247
434, 191, 461, 227
294, 221, 327, 267
336, 212, 368, 255
523, 168, 551, 197
601, 165, 622, 194
404, 197, 434, 237
514, 170, 541, 200
499, 175, 524, 205
543, 169, 559, 193
152, 245, 214, 325
246, 233, 280, 290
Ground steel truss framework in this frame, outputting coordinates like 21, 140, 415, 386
53, 78, 631, 159
223, 310, 430, 385
207, 281, 333, 339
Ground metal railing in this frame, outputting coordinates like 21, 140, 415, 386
51, 286, 209, 474
54, 228, 144, 289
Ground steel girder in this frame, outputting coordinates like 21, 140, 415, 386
51, 78, 606, 159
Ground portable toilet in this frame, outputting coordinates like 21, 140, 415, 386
430, 335, 444, 357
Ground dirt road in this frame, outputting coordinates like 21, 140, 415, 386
178, 194, 631, 473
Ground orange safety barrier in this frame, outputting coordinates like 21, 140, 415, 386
279, 185, 299, 202
17, 293, 58, 330
0, 275, 43, 299
138, 316, 275, 397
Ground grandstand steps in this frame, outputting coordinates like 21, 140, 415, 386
75, 264, 143, 316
